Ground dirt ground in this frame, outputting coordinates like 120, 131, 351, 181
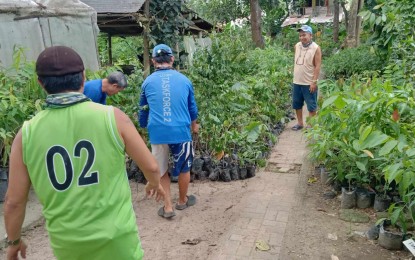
1, 179, 249, 260
2, 163, 415, 260
279, 161, 414, 260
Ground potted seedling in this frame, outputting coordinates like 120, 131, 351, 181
374, 185, 392, 212
341, 170, 358, 209
376, 197, 414, 252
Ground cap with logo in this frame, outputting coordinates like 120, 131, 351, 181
152, 44, 173, 58
36, 46, 84, 76
297, 25, 313, 34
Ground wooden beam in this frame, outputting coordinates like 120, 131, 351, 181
108, 34, 112, 65
143, 0, 150, 79
99, 24, 141, 28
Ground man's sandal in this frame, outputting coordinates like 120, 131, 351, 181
175, 195, 197, 210
291, 124, 304, 131
158, 207, 176, 218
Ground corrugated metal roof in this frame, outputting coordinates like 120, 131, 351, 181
282, 6, 344, 27
81, 0, 144, 14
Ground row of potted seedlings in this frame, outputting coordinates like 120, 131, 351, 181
320, 166, 412, 251
127, 155, 257, 184
127, 120, 289, 183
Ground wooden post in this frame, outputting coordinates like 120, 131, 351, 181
108, 34, 112, 65
176, 42, 180, 70
143, 0, 151, 78
312, 0, 316, 17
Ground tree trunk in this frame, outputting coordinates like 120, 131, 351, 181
250, 0, 265, 49
345, 0, 358, 48
333, 0, 339, 42
143, 0, 151, 78
340, 1, 349, 31
355, 0, 364, 46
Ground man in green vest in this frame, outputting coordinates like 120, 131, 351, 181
4, 46, 165, 260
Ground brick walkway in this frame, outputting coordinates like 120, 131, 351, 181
209, 121, 307, 260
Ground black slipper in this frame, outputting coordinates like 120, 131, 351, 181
158, 207, 176, 218
175, 195, 197, 210
292, 124, 304, 131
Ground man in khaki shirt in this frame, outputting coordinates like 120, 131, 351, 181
291, 25, 322, 130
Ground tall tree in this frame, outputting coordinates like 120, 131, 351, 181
345, 0, 363, 48
355, 0, 364, 46
250, 0, 265, 48
340, 0, 349, 32
333, 0, 339, 42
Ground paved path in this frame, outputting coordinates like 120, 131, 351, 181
209, 120, 307, 260
0, 120, 308, 260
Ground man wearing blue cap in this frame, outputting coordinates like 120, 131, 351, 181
291, 24, 322, 130
139, 44, 199, 218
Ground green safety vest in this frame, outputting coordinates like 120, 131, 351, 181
22, 101, 143, 260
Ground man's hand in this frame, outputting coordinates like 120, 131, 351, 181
191, 122, 200, 134
145, 183, 165, 202
310, 82, 317, 93
7, 240, 27, 260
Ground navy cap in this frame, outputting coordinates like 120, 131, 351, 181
152, 44, 173, 57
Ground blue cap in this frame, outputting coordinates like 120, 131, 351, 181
152, 44, 173, 57
297, 25, 313, 34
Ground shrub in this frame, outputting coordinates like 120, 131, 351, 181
323, 45, 383, 79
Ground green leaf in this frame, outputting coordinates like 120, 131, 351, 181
373, 4, 384, 10
322, 95, 338, 109
406, 148, 415, 157
390, 207, 402, 226
378, 140, 398, 156
385, 163, 402, 184
245, 122, 262, 143
356, 161, 366, 172
375, 16, 382, 25
360, 131, 389, 149
208, 113, 221, 124
360, 125, 372, 142
352, 140, 360, 151
370, 13, 376, 25
231, 82, 248, 91
401, 171, 414, 192
334, 97, 347, 109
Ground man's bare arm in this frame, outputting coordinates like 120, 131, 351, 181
113, 107, 164, 200
4, 129, 31, 258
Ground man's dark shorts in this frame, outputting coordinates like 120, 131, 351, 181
292, 83, 318, 112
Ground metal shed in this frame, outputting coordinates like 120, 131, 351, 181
81, 0, 213, 37
0, 0, 100, 71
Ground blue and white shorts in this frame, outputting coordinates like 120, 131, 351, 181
151, 142, 194, 177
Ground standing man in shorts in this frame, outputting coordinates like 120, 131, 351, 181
139, 44, 199, 218
291, 24, 322, 130
4, 46, 165, 260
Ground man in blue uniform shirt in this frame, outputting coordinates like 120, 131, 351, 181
139, 44, 199, 219
84, 71, 127, 104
